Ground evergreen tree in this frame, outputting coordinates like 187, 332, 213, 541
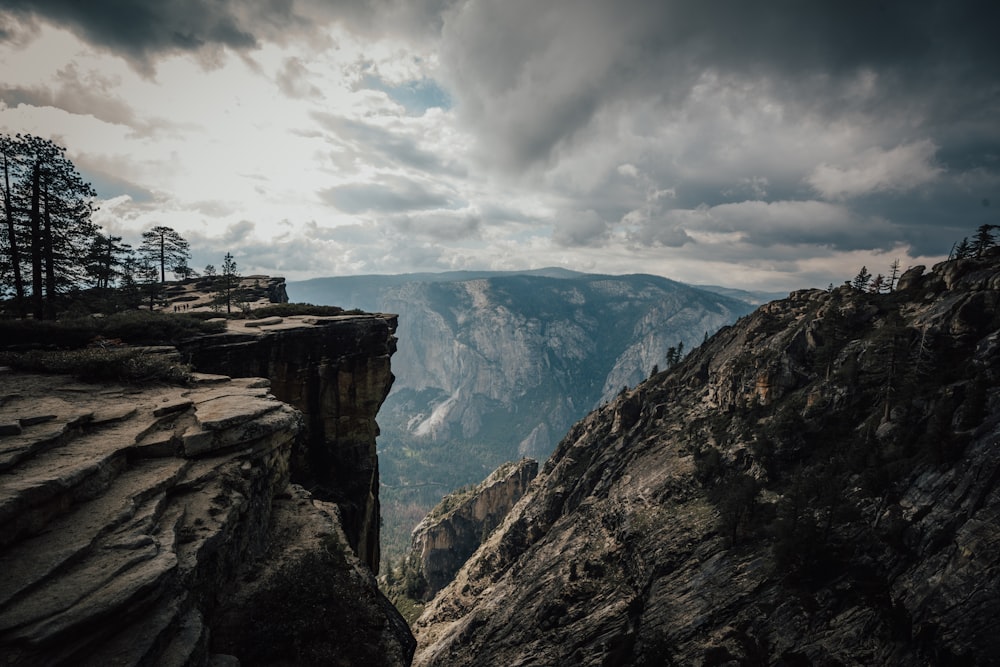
85, 233, 131, 289
173, 262, 197, 280
0, 135, 26, 316
851, 266, 871, 291
954, 237, 972, 259
869, 273, 886, 294
138, 258, 162, 310
665, 341, 685, 368
139, 225, 190, 284
887, 259, 901, 292
971, 224, 997, 258
119, 251, 144, 310
215, 252, 241, 314
0, 134, 98, 319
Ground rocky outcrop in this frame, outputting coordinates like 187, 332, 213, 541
0, 308, 413, 666
210, 484, 415, 666
414, 253, 1000, 666
161, 275, 289, 312
178, 313, 398, 572
0, 371, 301, 665
408, 459, 538, 598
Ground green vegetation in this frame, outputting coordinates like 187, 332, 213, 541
0, 347, 192, 384
231, 533, 393, 667
0, 310, 226, 384
0, 310, 224, 348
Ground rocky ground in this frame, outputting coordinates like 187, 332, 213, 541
157, 275, 288, 314
0, 370, 301, 665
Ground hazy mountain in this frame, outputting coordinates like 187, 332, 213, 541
693, 283, 789, 305
288, 270, 755, 563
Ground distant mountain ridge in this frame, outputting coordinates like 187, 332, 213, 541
288, 270, 756, 565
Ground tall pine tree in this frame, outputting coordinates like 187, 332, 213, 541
0, 134, 97, 319
139, 225, 190, 284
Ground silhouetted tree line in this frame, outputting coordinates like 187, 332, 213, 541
950, 223, 998, 260
0, 133, 253, 319
1, 134, 98, 319
846, 224, 997, 295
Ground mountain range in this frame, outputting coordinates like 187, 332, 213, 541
412, 253, 1000, 665
288, 270, 760, 563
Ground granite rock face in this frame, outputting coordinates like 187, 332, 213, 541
0, 309, 413, 666
0, 373, 300, 666
408, 458, 538, 598
414, 252, 1000, 666
179, 313, 398, 572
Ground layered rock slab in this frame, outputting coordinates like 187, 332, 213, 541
0, 372, 301, 665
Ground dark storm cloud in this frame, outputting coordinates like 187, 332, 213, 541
0, 0, 461, 73
0, 0, 270, 72
440, 0, 1000, 170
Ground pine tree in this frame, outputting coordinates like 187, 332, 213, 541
954, 237, 972, 259
887, 259, 901, 292
215, 252, 241, 314
971, 224, 997, 258
869, 274, 886, 294
139, 225, 190, 284
85, 233, 131, 289
851, 266, 871, 291
1, 134, 98, 319
0, 135, 26, 316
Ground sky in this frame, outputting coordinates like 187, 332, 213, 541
1, 0, 997, 292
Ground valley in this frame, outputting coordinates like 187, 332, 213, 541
289, 270, 758, 567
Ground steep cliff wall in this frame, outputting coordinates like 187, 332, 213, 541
179, 313, 397, 571
0, 309, 413, 666
414, 252, 1000, 666
408, 458, 537, 598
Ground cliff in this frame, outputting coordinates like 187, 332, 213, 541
0, 371, 302, 665
0, 310, 413, 665
413, 252, 1000, 666
178, 313, 398, 572
406, 458, 538, 598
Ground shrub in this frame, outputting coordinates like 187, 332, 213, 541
234, 535, 388, 667
0, 348, 192, 384
0, 311, 224, 350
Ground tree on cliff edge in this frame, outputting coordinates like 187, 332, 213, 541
139, 225, 190, 284
214, 252, 242, 314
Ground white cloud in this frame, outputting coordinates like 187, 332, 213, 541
807, 139, 943, 200
4, 3, 993, 293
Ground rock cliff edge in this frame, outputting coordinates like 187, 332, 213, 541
0, 310, 411, 665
